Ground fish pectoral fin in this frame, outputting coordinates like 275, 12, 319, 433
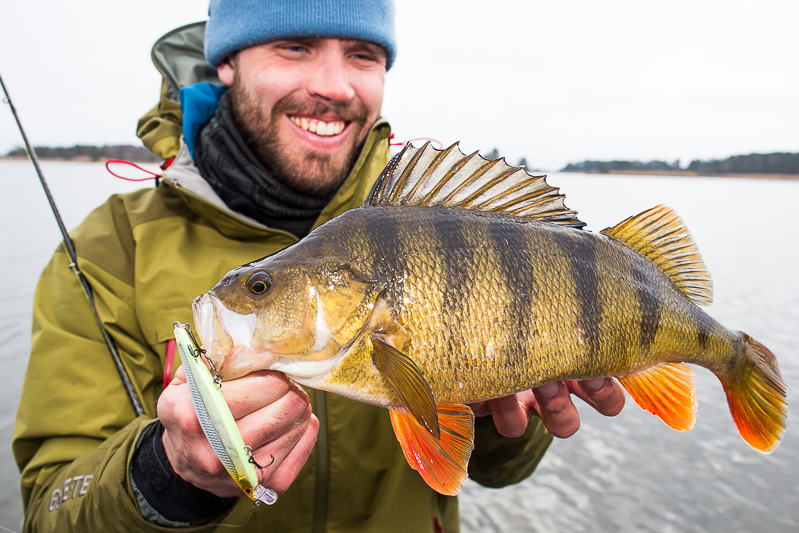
619, 363, 697, 431
372, 338, 440, 438
389, 404, 475, 496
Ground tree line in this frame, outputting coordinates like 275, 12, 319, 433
562, 152, 798, 175
686, 152, 798, 175
4, 145, 161, 163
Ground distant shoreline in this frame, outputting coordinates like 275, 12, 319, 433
0, 155, 160, 164
3, 156, 797, 181
583, 169, 799, 181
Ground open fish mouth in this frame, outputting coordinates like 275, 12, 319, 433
192, 292, 280, 379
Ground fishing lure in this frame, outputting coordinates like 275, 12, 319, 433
173, 322, 278, 505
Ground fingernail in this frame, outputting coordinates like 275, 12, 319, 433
535, 382, 560, 399
583, 378, 607, 391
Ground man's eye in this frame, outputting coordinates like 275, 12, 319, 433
287, 46, 306, 53
351, 53, 376, 63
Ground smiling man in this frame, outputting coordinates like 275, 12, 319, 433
14, 1, 624, 531
220, 38, 386, 198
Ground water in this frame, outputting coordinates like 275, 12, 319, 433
0, 160, 156, 529
1, 161, 797, 531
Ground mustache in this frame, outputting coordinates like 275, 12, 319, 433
272, 94, 369, 124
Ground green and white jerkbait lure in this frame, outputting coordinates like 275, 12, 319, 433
173, 322, 278, 505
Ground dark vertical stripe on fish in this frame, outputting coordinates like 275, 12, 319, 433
689, 304, 713, 351
487, 218, 535, 360
552, 230, 602, 359
631, 260, 662, 353
370, 209, 406, 303
431, 208, 471, 328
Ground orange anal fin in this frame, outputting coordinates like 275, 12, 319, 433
619, 363, 697, 431
389, 404, 475, 496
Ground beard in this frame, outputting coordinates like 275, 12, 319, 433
228, 72, 371, 199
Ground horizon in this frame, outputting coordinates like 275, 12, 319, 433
1, 0, 797, 170
3, 143, 797, 173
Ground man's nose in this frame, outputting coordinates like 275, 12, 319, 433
307, 57, 356, 103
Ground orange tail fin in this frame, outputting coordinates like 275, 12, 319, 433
619, 363, 697, 431
389, 404, 474, 496
720, 333, 787, 453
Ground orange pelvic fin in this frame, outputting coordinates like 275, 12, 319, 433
373, 339, 440, 438
619, 363, 697, 431
389, 404, 475, 496
721, 333, 787, 453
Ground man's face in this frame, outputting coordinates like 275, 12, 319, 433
217, 38, 387, 198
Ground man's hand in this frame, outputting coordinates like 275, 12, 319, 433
469, 378, 626, 438
158, 368, 319, 497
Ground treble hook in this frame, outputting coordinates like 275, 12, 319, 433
246, 446, 275, 484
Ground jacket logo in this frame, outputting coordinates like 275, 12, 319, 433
48, 474, 93, 511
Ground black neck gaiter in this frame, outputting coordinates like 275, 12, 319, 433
193, 93, 331, 238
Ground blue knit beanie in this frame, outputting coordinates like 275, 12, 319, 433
205, 0, 396, 70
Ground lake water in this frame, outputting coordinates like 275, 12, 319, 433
1, 160, 797, 532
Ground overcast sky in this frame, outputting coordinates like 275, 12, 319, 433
1, 0, 796, 170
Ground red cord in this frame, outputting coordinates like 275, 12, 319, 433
105, 159, 162, 181
389, 133, 443, 149
163, 339, 176, 389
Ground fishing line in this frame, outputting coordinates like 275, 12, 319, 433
0, 71, 144, 417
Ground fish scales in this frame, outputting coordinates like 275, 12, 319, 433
306, 206, 739, 404
194, 142, 787, 495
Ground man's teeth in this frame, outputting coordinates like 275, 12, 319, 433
289, 116, 346, 136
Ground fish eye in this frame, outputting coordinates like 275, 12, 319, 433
246, 271, 272, 295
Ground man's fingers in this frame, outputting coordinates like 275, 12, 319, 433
566, 378, 626, 417
239, 388, 313, 448
467, 400, 491, 418
532, 382, 581, 438
157, 367, 315, 498
220, 370, 296, 419
487, 394, 529, 437
253, 413, 320, 493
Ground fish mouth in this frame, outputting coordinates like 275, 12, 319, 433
192, 292, 280, 380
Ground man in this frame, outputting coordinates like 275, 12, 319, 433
14, 1, 624, 531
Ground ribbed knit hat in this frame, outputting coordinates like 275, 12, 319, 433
205, 0, 396, 70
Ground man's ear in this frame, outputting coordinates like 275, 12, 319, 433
218, 57, 235, 86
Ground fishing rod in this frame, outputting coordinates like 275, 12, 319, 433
0, 72, 144, 417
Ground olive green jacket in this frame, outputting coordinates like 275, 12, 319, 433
13, 122, 552, 532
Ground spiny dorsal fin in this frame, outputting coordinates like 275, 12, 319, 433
601, 205, 713, 306
366, 142, 585, 228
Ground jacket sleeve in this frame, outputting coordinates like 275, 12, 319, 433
468, 415, 553, 488
12, 201, 171, 531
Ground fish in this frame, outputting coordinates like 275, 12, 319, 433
192, 142, 788, 496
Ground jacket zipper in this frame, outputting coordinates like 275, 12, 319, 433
312, 390, 329, 533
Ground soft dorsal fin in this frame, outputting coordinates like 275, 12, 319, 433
601, 205, 713, 306
366, 142, 585, 228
